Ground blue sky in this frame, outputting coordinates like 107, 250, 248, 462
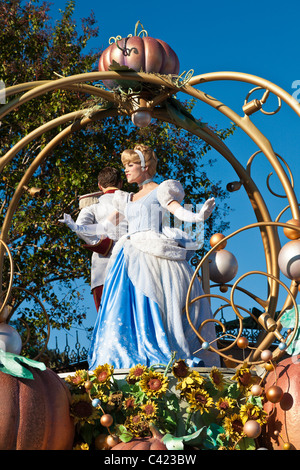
46, 0, 300, 351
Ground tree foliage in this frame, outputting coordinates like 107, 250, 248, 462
0, 0, 235, 356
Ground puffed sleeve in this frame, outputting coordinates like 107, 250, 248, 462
157, 180, 185, 209
112, 190, 131, 214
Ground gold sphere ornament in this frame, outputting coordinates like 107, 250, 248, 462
100, 413, 114, 428
283, 442, 291, 450
237, 336, 249, 349
251, 384, 263, 396
264, 363, 275, 371
219, 284, 228, 293
95, 433, 110, 450
84, 380, 93, 391
260, 349, 273, 362
210, 233, 227, 251
266, 385, 284, 403
106, 435, 120, 448
243, 420, 262, 439
283, 219, 300, 240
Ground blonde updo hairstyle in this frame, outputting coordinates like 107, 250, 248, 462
121, 144, 157, 177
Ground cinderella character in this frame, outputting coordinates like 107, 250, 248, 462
60, 144, 220, 369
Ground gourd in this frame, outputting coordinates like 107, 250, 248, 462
0, 366, 75, 450
112, 424, 167, 450
98, 22, 179, 89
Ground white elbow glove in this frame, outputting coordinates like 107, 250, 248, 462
174, 197, 216, 222
59, 214, 115, 238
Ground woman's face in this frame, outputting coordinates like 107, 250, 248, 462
123, 161, 147, 185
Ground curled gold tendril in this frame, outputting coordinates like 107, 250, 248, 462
173, 69, 194, 88
108, 21, 148, 47
109, 35, 123, 45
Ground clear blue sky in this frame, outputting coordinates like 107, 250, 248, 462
46, 0, 300, 352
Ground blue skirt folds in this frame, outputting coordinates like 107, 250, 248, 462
88, 247, 173, 369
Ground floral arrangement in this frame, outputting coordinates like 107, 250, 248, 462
64, 356, 268, 450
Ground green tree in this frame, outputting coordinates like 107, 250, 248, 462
0, 0, 234, 357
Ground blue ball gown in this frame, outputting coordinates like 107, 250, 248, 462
87, 180, 220, 370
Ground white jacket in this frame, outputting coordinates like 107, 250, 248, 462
75, 192, 128, 289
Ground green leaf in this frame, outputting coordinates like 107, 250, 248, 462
0, 349, 46, 379
162, 427, 208, 450
162, 433, 185, 450
227, 382, 241, 399
236, 437, 256, 450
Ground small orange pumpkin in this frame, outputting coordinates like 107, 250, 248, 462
112, 424, 167, 451
0, 367, 75, 450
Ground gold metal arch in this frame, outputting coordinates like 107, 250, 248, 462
1, 69, 300, 365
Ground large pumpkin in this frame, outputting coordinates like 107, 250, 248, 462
98, 35, 180, 89
0, 367, 75, 450
263, 355, 300, 450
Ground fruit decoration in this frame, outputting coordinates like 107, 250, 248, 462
98, 21, 180, 90
112, 423, 168, 450
0, 360, 74, 450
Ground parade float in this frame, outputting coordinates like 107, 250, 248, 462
1, 21, 300, 450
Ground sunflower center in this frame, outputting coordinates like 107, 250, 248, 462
195, 392, 207, 405
219, 400, 229, 411
148, 378, 162, 390
239, 372, 251, 386
144, 404, 154, 415
133, 367, 144, 377
97, 371, 108, 382
232, 419, 243, 434
212, 372, 220, 385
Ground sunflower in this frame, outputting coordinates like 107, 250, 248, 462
126, 364, 148, 384
215, 396, 237, 417
93, 363, 114, 387
175, 370, 206, 398
73, 442, 89, 450
185, 388, 214, 414
107, 391, 123, 412
223, 413, 244, 441
172, 359, 190, 380
70, 394, 100, 425
123, 396, 137, 413
125, 413, 151, 437
209, 366, 225, 391
240, 403, 268, 425
141, 400, 159, 419
231, 363, 254, 390
139, 370, 169, 398
65, 370, 89, 389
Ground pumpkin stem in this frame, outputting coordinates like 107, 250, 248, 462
134, 21, 148, 37
149, 423, 164, 440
